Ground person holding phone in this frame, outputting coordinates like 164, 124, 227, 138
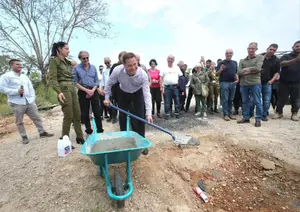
48, 42, 84, 145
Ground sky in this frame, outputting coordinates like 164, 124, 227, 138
69, 0, 300, 70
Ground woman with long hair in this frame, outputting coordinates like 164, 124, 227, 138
148, 59, 162, 118
48, 42, 84, 145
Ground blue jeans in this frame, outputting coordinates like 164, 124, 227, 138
250, 83, 272, 118
240, 84, 262, 121
220, 82, 236, 116
163, 86, 180, 116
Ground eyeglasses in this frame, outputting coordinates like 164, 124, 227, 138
226, 52, 233, 54
82, 57, 89, 60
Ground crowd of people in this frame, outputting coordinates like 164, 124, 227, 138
0, 40, 299, 147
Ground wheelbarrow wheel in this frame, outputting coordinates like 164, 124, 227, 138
114, 171, 125, 208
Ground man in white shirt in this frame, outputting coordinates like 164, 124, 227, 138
0, 59, 53, 144
99, 58, 111, 119
160, 55, 183, 119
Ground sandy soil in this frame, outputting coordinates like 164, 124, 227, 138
0, 104, 299, 212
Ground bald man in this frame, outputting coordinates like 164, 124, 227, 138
216, 48, 239, 121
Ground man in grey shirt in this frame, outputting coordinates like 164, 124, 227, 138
104, 52, 153, 138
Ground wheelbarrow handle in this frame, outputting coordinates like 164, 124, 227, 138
109, 104, 176, 141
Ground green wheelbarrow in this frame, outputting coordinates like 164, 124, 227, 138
80, 104, 177, 208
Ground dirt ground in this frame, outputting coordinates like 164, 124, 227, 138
0, 104, 299, 212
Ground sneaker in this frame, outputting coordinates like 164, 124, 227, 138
291, 113, 299, 121
40, 132, 54, 138
203, 112, 207, 119
195, 112, 201, 116
272, 113, 283, 119
224, 116, 230, 121
22, 136, 29, 144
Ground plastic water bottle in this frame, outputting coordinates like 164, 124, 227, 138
57, 135, 72, 157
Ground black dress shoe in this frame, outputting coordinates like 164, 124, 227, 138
106, 117, 112, 122
112, 118, 118, 124
261, 117, 268, 122
142, 148, 149, 155
255, 120, 261, 127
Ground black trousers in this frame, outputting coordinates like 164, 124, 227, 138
185, 87, 194, 111
109, 84, 119, 119
276, 82, 300, 114
233, 83, 242, 111
78, 90, 103, 134
150, 87, 161, 115
99, 94, 108, 117
180, 90, 186, 110
118, 88, 145, 137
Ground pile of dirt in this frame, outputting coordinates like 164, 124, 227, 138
191, 144, 300, 212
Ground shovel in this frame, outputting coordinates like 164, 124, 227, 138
109, 104, 200, 146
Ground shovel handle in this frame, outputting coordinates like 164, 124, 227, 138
109, 104, 176, 141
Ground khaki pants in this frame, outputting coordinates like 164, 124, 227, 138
59, 83, 83, 139
9, 103, 45, 138
207, 83, 220, 110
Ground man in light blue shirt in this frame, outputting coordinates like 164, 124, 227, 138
72, 51, 103, 135
0, 59, 53, 144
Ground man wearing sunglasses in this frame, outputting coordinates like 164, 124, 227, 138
72, 51, 104, 137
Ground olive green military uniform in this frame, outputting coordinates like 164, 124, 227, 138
207, 70, 220, 112
190, 71, 210, 114
48, 57, 83, 140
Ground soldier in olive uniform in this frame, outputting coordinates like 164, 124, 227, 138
48, 42, 84, 144
207, 62, 220, 113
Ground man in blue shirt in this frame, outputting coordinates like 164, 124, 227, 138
216, 49, 239, 121
72, 51, 104, 135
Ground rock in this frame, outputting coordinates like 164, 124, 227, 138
180, 172, 191, 182
167, 207, 172, 212
260, 159, 275, 170
187, 137, 200, 146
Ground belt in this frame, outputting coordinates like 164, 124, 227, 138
164, 84, 178, 87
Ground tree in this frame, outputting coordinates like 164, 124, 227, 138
0, 55, 11, 75
0, 0, 112, 83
